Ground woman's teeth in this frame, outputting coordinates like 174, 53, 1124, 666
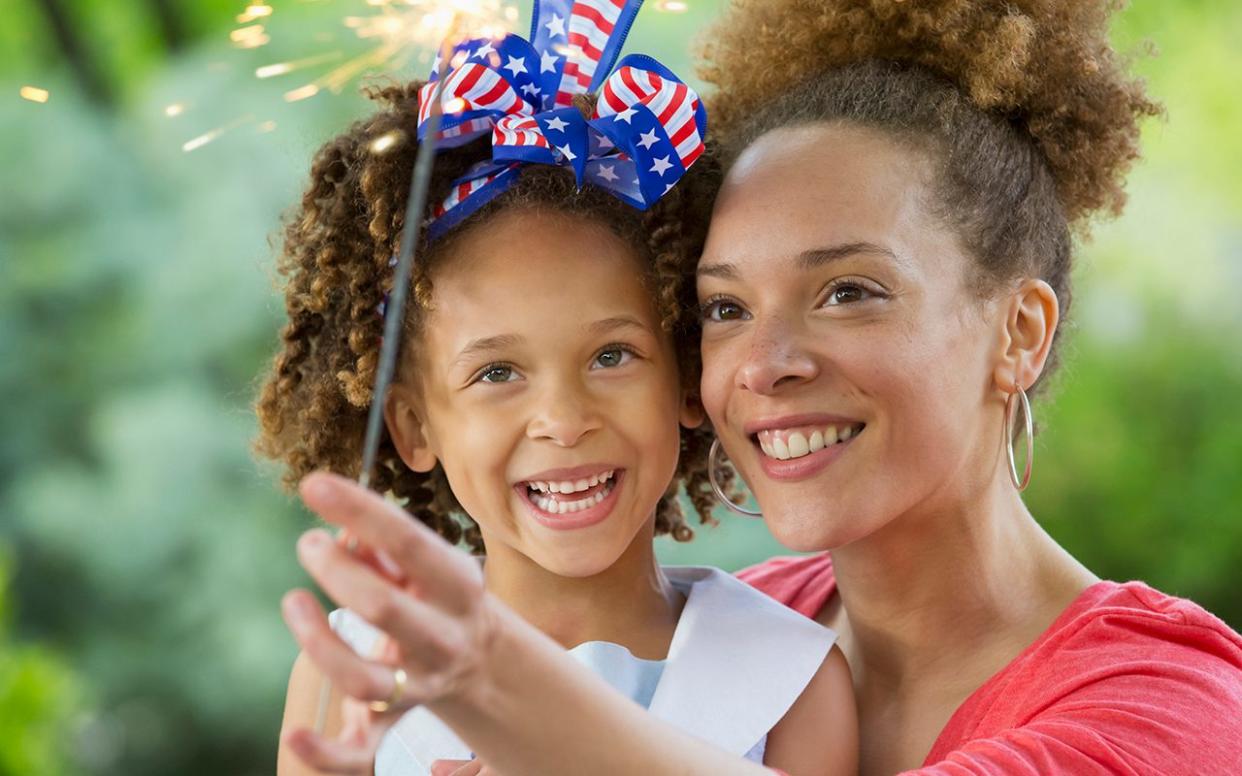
757, 424, 864, 461
526, 470, 616, 515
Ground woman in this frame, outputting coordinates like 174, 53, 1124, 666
279, 1, 1242, 773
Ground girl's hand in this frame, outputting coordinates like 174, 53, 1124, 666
281, 471, 497, 772
431, 759, 496, 776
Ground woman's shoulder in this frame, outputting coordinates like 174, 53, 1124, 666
735, 554, 836, 619
1047, 580, 1242, 662
930, 579, 1242, 768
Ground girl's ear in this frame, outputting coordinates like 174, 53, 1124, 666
384, 383, 438, 473
679, 388, 706, 430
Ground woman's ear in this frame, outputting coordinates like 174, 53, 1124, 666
991, 279, 1060, 394
679, 388, 706, 430
384, 383, 438, 473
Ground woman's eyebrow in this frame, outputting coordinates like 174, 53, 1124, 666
698, 242, 901, 281
454, 333, 523, 366
797, 242, 900, 269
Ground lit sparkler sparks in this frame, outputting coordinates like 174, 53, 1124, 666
20, 86, 50, 103
256, 0, 514, 102
182, 115, 254, 152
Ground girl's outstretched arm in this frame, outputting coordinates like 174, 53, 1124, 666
284, 471, 773, 776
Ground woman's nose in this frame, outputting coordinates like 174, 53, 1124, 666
735, 315, 819, 395
525, 383, 601, 447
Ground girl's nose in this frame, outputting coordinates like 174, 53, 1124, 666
735, 315, 819, 395
525, 385, 602, 447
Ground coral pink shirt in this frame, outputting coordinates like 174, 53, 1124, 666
739, 554, 1242, 775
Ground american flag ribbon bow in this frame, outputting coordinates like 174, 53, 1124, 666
416, 0, 708, 241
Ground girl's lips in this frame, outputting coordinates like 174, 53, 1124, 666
515, 470, 625, 531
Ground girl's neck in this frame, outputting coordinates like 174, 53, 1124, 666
829, 470, 1097, 691
480, 525, 684, 661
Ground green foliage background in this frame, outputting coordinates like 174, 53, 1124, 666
1, 1, 1238, 773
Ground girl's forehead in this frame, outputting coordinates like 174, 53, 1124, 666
422, 211, 664, 348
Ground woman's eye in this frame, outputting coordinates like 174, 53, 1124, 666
478, 365, 517, 383
824, 283, 875, 306
592, 346, 633, 369
701, 298, 749, 322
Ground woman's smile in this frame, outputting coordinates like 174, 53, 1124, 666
744, 416, 867, 481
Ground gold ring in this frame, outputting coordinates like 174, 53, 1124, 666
367, 667, 407, 714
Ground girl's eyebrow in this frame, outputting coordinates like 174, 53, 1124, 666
588, 315, 651, 336
453, 333, 524, 367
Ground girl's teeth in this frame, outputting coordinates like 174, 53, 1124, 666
531, 480, 611, 515
772, 437, 791, 460
823, 426, 839, 445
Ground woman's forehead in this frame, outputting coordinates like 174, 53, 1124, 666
704, 126, 936, 271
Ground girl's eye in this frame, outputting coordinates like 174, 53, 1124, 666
823, 282, 880, 306
591, 346, 633, 370
701, 297, 750, 322
478, 364, 518, 383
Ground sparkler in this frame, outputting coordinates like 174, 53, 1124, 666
308, 1, 507, 735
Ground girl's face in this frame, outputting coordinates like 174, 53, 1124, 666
697, 124, 1009, 551
391, 209, 695, 577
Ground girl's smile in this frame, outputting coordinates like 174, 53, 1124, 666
515, 466, 625, 530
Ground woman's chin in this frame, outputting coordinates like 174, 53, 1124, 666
762, 501, 873, 553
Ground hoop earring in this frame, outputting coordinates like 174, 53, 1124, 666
1005, 384, 1034, 492
708, 438, 763, 518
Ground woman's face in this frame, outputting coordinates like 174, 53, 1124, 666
697, 124, 1009, 551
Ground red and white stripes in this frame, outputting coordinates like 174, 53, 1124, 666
418, 62, 529, 129
555, 0, 628, 106
493, 115, 551, 149
597, 66, 704, 167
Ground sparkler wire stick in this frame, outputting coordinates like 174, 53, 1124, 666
313, 24, 460, 735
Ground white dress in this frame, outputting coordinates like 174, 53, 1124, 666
330, 566, 837, 774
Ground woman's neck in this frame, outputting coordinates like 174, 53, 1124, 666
829, 471, 1097, 692
480, 526, 683, 661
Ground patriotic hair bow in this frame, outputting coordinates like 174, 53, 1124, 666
416, 0, 708, 241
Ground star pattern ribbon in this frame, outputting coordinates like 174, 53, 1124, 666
416, 0, 708, 241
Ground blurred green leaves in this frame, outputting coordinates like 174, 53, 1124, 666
0, 549, 83, 776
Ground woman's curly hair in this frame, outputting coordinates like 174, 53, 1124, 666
255, 81, 730, 553
695, 0, 1161, 396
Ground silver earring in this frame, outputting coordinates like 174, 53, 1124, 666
1005, 383, 1034, 492
708, 438, 763, 518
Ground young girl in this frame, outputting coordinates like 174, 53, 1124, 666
259, 3, 855, 774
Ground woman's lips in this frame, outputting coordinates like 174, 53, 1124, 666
742, 418, 865, 482
515, 469, 625, 530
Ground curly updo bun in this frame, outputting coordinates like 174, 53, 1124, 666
695, 0, 1161, 395
699, 0, 1161, 224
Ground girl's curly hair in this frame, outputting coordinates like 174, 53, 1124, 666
255, 82, 730, 553
696, 0, 1162, 395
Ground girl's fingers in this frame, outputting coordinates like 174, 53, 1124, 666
282, 728, 375, 775
300, 471, 482, 612
431, 759, 482, 776
282, 589, 410, 706
295, 530, 470, 671
337, 530, 407, 585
